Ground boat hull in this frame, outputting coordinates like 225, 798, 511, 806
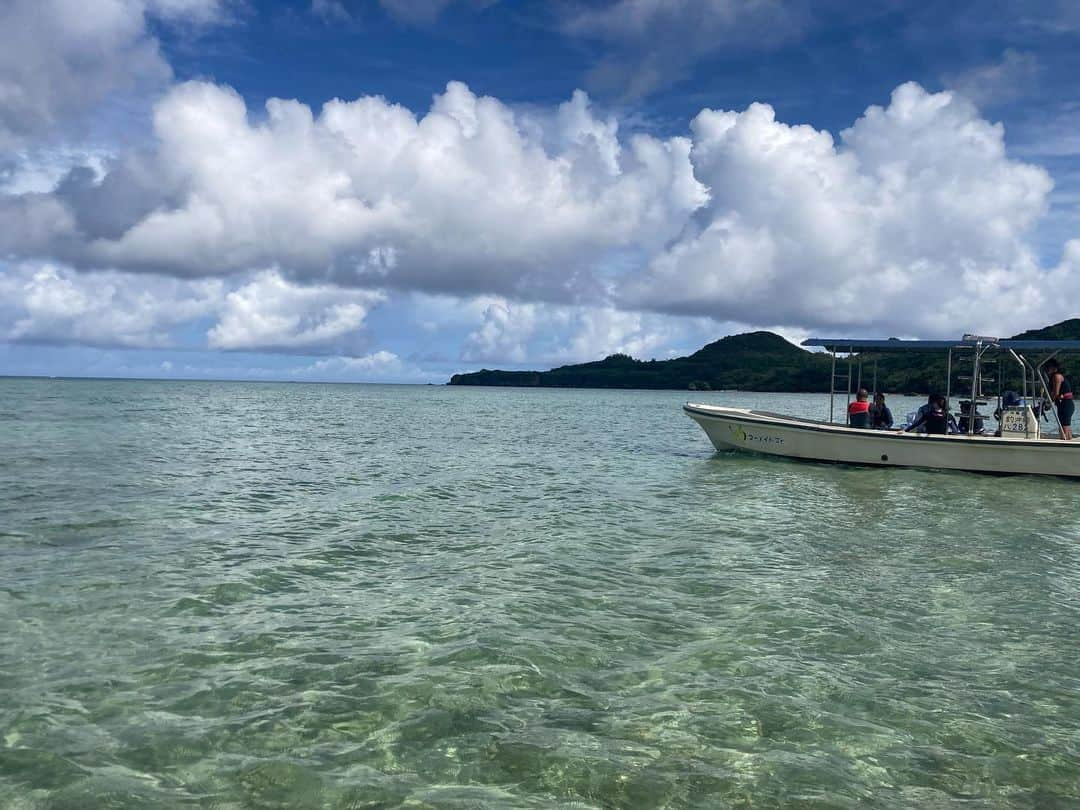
684, 404, 1080, 478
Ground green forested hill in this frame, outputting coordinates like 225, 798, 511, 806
1012, 319, 1080, 341
448, 320, 1080, 392
451, 332, 834, 391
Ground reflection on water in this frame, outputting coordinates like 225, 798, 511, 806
1, 380, 1079, 807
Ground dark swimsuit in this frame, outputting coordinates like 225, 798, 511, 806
907, 407, 948, 434
1053, 373, 1074, 427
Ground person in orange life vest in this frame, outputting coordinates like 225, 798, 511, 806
1046, 359, 1074, 440
847, 388, 871, 428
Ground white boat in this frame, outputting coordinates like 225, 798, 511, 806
685, 334, 1080, 478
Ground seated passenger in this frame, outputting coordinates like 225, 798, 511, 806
906, 395, 950, 434
911, 394, 935, 432
956, 400, 985, 434
847, 388, 871, 428
948, 408, 960, 434
869, 392, 893, 429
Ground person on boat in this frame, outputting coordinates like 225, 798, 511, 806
912, 394, 935, 429
869, 392, 893, 429
947, 402, 960, 434
905, 394, 953, 435
956, 400, 985, 434
1046, 359, 1074, 440
847, 388, 871, 428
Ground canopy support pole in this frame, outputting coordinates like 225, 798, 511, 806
968, 343, 981, 436
829, 350, 836, 423
846, 354, 853, 424
945, 348, 952, 405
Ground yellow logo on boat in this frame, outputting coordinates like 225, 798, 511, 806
728, 423, 783, 445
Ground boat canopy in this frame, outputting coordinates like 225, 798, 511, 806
802, 337, 1080, 351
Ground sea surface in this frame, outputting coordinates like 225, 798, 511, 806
3, 379, 1080, 809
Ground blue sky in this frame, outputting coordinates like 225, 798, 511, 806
1, 0, 1079, 381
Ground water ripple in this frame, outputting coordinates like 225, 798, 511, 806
2, 380, 1080, 807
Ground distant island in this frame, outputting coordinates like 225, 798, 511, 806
449, 319, 1080, 392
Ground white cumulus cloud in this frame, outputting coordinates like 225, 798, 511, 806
461, 296, 714, 364
297, 350, 440, 383
0, 75, 1077, 358
0, 0, 229, 148
0, 262, 221, 348
0, 262, 389, 356
461, 299, 539, 363
207, 271, 386, 354
0, 80, 706, 304
623, 82, 1063, 337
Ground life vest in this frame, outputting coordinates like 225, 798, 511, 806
923, 408, 948, 434
848, 400, 871, 428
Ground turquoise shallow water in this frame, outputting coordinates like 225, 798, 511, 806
2, 379, 1080, 808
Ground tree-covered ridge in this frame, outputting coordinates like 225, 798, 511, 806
448, 321, 1080, 392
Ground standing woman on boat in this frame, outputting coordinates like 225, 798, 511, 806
1046, 359, 1074, 440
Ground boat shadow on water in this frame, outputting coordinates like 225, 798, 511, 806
686, 448, 1074, 556
690, 445, 1067, 519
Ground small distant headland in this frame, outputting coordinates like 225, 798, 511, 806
448, 319, 1080, 392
